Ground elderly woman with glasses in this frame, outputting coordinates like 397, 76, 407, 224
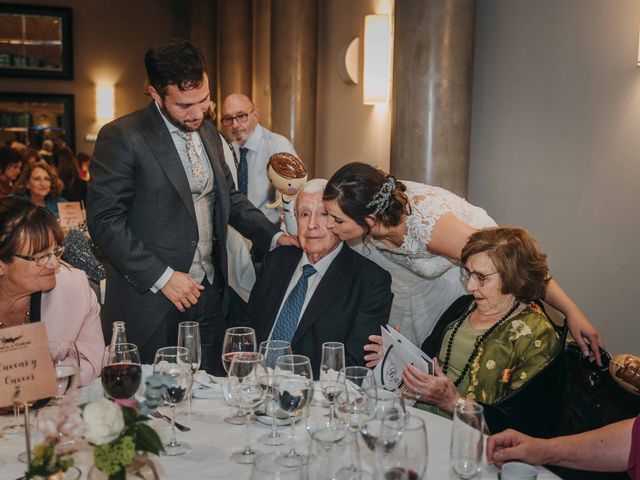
0, 196, 103, 385
324, 162, 603, 365
366, 227, 564, 436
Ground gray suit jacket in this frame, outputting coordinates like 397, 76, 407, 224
87, 102, 278, 349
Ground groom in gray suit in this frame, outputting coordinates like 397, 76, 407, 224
87, 40, 296, 375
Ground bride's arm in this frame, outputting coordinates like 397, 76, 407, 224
426, 212, 476, 260
426, 214, 606, 365
544, 279, 605, 365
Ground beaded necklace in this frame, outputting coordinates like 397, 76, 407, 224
442, 299, 520, 387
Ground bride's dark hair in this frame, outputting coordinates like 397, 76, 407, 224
323, 163, 409, 238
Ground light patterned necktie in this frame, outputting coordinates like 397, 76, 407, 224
177, 131, 208, 190
271, 264, 317, 343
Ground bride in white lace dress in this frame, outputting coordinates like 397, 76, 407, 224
323, 163, 604, 362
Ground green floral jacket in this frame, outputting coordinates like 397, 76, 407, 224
439, 301, 562, 404
421, 295, 566, 436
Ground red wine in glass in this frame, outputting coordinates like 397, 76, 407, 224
384, 467, 418, 480
101, 363, 142, 399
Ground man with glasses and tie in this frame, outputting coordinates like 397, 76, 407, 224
243, 179, 393, 377
220, 93, 297, 228
87, 40, 297, 375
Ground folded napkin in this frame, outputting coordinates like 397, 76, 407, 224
191, 371, 222, 399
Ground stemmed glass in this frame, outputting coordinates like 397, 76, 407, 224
274, 354, 314, 467
177, 321, 202, 420
258, 340, 292, 446
335, 366, 376, 479
17, 341, 81, 464
153, 346, 193, 456
101, 343, 142, 400
222, 326, 257, 425
450, 400, 484, 479
228, 352, 267, 464
50, 340, 81, 403
320, 342, 345, 420
376, 415, 428, 480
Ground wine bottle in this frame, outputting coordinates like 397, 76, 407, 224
110, 321, 127, 346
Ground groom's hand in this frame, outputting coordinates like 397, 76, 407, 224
161, 271, 205, 312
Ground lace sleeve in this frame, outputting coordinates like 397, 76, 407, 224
402, 182, 497, 254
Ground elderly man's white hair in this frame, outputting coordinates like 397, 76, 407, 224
299, 178, 327, 195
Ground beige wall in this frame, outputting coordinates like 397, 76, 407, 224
0, 0, 182, 155
469, 0, 640, 354
315, 0, 393, 179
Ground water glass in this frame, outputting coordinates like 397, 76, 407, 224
258, 340, 292, 446
250, 454, 303, 480
450, 401, 484, 479
228, 352, 267, 464
153, 346, 193, 456
177, 321, 202, 419
274, 354, 314, 467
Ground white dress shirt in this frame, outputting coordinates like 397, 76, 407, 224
233, 123, 297, 224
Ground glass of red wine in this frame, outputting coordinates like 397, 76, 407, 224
101, 343, 142, 400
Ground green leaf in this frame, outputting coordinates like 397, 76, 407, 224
121, 406, 138, 426
134, 423, 165, 454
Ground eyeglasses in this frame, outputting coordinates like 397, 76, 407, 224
220, 108, 255, 127
462, 267, 498, 286
14, 246, 65, 267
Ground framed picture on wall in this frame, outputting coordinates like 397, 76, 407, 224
0, 92, 76, 151
0, 4, 73, 79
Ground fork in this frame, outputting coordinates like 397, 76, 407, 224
149, 409, 191, 432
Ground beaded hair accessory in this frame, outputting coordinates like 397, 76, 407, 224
366, 175, 396, 216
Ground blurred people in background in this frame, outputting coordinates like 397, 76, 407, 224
39, 139, 54, 164
57, 147, 87, 202
76, 152, 91, 181
0, 147, 23, 196
21, 147, 42, 167
13, 160, 67, 216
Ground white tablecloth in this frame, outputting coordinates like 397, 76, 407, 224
0, 379, 561, 479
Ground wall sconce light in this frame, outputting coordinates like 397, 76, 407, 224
96, 83, 115, 124
363, 14, 391, 105
338, 37, 360, 84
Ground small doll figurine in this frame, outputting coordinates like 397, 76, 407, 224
610, 353, 640, 395
266, 152, 308, 235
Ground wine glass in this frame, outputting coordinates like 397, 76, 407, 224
17, 341, 80, 463
222, 326, 257, 425
50, 340, 80, 402
306, 412, 353, 480
177, 321, 202, 420
319, 342, 345, 381
258, 340, 292, 446
376, 415, 428, 480
336, 366, 376, 430
153, 346, 193, 456
450, 400, 484, 479
274, 354, 314, 467
250, 454, 303, 480
228, 352, 267, 464
101, 343, 142, 400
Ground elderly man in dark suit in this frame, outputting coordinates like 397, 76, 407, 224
87, 40, 296, 375
245, 179, 393, 377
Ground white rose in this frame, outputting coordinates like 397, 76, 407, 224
83, 399, 125, 445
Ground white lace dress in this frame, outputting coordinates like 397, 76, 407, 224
350, 181, 497, 345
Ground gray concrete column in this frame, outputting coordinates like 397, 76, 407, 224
271, 0, 318, 176
217, 0, 253, 118
391, 0, 475, 196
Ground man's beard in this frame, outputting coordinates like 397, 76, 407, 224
159, 103, 201, 132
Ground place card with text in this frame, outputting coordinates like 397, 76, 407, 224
0, 323, 56, 408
